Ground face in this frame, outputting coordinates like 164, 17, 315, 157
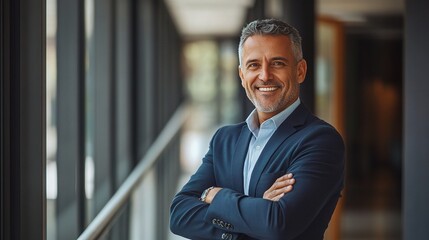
239, 35, 307, 123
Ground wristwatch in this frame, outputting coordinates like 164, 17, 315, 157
200, 186, 214, 202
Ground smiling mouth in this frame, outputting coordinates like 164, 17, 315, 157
257, 87, 279, 92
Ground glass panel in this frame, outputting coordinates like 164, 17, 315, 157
219, 40, 240, 124
181, 41, 219, 173
315, 22, 335, 123
84, 0, 95, 224
46, 0, 57, 239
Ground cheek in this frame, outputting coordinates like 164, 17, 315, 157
284, 73, 299, 87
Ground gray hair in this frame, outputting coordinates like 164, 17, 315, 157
238, 19, 303, 66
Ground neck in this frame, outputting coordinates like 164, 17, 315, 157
257, 111, 278, 125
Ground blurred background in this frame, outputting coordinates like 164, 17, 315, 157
3, 0, 429, 239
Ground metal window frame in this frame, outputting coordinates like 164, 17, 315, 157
1, 0, 46, 239
56, 0, 86, 238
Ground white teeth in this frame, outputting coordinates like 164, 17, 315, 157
259, 87, 277, 92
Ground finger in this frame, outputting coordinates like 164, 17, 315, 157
271, 185, 293, 197
271, 193, 285, 202
271, 174, 293, 187
271, 185, 294, 201
271, 178, 295, 190
283, 185, 293, 194
263, 188, 282, 200
275, 173, 293, 182
264, 174, 295, 200
263, 188, 278, 199
264, 184, 293, 200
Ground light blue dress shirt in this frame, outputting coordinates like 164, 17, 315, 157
243, 98, 301, 195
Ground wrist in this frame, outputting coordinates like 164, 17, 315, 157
206, 187, 221, 204
200, 186, 214, 203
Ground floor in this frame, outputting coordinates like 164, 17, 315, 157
340, 166, 402, 240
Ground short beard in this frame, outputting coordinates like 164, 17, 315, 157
248, 84, 299, 114
252, 98, 283, 113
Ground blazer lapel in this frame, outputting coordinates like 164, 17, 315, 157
231, 125, 252, 193
248, 103, 310, 196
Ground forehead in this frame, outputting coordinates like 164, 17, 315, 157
242, 35, 293, 59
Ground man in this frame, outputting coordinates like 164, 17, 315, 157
170, 19, 345, 240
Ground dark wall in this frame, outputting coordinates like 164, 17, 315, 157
404, 0, 429, 238
283, 0, 315, 112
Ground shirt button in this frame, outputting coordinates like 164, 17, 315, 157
255, 145, 261, 150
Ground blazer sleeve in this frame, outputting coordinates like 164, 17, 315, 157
204, 124, 345, 240
170, 129, 243, 240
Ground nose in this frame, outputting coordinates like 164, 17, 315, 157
258, 64, 272, 82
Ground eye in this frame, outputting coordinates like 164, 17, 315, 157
247, 62, 260, 70
272, 61, 286, 67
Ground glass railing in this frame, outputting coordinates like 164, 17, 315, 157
77, 103, 190, 240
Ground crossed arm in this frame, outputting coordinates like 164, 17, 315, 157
170, 125, 344, 240
204, 173, 295, 204
170, 171, 296, 240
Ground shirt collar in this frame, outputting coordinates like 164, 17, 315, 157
246, 98, 301, 136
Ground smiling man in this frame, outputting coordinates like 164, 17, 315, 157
239, 33, 305, 123
170, 19, 345, 240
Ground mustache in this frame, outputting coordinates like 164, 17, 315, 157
254, 81, 281, 87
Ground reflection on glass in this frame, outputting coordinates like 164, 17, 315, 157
219, 40, 240, 124
184, 41, 219, 103
85, 0, 95, 223
316, 22, 335, 123
46, 0, 95, 237
46, 0, 57, 239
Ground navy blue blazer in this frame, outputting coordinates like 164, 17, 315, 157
170, 103, 345, 240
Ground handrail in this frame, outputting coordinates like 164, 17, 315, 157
77, 103, 191, 240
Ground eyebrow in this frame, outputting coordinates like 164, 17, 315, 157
244, 59, 259, 66
271, 57, 289, 62
244, 57, 290, 66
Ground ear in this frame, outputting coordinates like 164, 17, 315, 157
297, 59, 307, 83
238, 66, 245, 87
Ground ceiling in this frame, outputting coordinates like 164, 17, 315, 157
165, 0, 404, 38
165, 0, 254, 38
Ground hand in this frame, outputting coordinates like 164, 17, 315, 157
263, 173, 295, 201
204, 187, 222, 204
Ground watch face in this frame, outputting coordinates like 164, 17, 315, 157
200, 187, 213, 202
200, 189, 207, 201
202, 189, 208, 198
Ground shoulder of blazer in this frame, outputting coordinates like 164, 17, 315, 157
289, 103, 344, 146
281, 102, 316, 129
212, 122, 248, 142
215, 122, 247, 135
